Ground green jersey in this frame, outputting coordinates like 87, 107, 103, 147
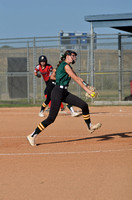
56, 61, 71, 86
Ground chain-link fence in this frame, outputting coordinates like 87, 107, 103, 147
0, 33, 132, 105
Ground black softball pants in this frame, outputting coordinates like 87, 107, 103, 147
42, 85, 90, 128
44, 80, 55, 105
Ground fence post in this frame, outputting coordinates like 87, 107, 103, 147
90, 23, 94, 87
130, 73, 132, 95
77, 37, 81, 97
40, 48, 44, 99
118, 33, 123, 101
33, 37, 36, 104
87, 40, 90, 83
27, 42, 30, 103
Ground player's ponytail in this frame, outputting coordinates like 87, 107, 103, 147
56, 53, 66, 69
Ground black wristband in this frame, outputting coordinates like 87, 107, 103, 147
37, 73, 41, 78
82, 81, 88, 87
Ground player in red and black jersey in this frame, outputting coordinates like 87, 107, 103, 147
34, 55, 53, 83
34, 55, 80, 117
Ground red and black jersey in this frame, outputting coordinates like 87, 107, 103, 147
34, 64, 53, 82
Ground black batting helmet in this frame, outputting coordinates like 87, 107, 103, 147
39, 55, 47, 64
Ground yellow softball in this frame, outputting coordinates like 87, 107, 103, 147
91, 92, 95, 97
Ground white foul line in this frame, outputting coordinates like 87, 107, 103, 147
0, 135, 90, 139
0, 148, 132, 156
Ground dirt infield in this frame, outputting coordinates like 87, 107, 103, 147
0, 106, 132, 200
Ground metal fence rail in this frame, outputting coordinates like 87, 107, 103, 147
0, 34, 132, 104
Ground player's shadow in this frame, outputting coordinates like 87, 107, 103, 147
90, 112, 110, 115
37, 131, 132, 146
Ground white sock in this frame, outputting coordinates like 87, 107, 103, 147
31, 131, 37, 137
70, 107, 74, 113
89, 123, 92, 128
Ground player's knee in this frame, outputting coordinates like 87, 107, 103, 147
48, 117, 56, 125
82, 102, 88, 112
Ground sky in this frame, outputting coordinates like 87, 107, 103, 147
0, 0, 132, 39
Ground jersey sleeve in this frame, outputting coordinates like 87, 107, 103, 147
34, 64, 39, 73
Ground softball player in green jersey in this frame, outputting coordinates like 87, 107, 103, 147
27, 50, 102, 146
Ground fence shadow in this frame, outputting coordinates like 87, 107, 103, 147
37, 131, 132, 146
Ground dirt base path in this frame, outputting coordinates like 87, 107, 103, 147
0, 106, 132, 200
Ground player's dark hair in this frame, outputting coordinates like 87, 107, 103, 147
56, 50, 77, 69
